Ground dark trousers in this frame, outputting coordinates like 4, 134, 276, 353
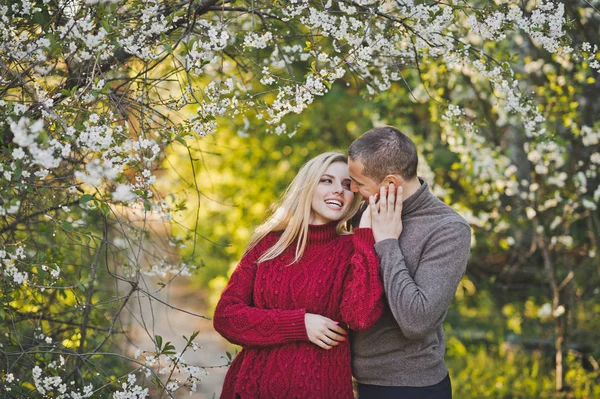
357, 373, 452, 399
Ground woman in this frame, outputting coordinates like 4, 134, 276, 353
213, 152, 384, 399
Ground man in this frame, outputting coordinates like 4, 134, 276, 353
348, 126, 471, 399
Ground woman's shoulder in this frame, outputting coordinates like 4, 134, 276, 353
332, 233, 354, 249
263, 230, 283, 244
253, 230, 282, 245
244, 231, 282, 261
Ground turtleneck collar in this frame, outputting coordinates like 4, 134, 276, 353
402, 178, 430, 216
307, 221, 339, 244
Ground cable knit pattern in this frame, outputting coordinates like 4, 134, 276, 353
213, 223, 384, 399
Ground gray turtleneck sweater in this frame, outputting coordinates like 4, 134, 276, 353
351, 179, 471, 387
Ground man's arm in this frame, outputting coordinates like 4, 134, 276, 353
374, 222, 471, 339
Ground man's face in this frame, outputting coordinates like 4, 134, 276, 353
348, 158, 382, 200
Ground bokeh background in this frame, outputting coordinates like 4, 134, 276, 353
2, 1, 599, 398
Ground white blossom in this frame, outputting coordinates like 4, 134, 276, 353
112, 184, 136, 202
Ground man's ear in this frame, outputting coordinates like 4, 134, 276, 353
383, 175, 402, 187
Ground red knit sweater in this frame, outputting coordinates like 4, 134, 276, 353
213, 223, 384, 399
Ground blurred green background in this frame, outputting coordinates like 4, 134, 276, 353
160, 79, 600, 398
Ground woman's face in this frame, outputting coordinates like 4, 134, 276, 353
309, 162, 355, 225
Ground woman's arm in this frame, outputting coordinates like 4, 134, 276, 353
339, 228, 385, 331
213, 242, 308, 347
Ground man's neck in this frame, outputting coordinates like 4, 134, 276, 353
402, 178, 422, 200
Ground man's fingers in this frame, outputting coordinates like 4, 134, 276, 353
396, 186, 403, 215
324, 329, 346, 342
379, 186, 387, 213
388, 183, 396, 211
369, 195, 378, 217
326, 322, 347, 337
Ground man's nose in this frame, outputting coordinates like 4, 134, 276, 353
350, 181, 359, 193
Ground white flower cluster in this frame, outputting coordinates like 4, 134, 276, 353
3, 109, 163, 210
0, 199, 20, 216
39, 263, 61, 279
580, 125, 600, 147
0, 6, 48, 73
74, 159, 120, 187
140, 349, 208, 394
58, 15, 112, 63
142, 259, 195, 278
184, 20, 230, 75
191, 79, 239, 137
0, 247, 28, 285
116, 1, 171, 60
468, 2, 570, 54
244, 31, 274, 49
32, 366, 94, 399
412, 5, 456, 57
266, 70, 343, 125
581, 42, 600, 71
463, 58, 547, 138
10, 116, 65, 172
441, 115, 513, 200
113, 374, 149, 399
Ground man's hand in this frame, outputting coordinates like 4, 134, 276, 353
369, 183, 403, 243
305, 313, 347, 350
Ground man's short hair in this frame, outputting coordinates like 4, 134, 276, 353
349, 126, 418, 183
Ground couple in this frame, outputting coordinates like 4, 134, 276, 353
213, 126, 471, 399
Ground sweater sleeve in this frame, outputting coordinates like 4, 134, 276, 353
213, 240, 309, 347
375, 222, 471, 340
339, 228, 385, 331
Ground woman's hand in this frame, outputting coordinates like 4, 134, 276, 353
359, 203, 371, 228
305, 313, 347, 350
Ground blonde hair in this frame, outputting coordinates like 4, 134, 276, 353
245, 152, 361, 264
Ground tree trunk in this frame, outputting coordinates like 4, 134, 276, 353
553, 290, 566, 392
536, 223, 567, 392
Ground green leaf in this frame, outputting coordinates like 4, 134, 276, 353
32, 9, 50, 30
162, 342, 176, 355
99, 202, 110, 216
38, 130, 48, 144
100, 19, 113, 34
61, 221, 73, 231
13, 161, 22, 180
155, 335, 163, 351
36, 265, 47, 281
80, 194, 93, 204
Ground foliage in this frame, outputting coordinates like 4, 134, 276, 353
446, 282, 600, 398
1, 0, 599, 396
